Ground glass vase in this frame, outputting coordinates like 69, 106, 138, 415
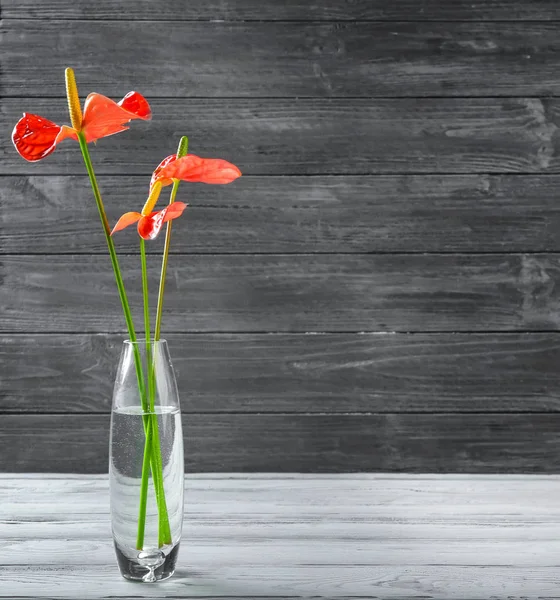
109, 339, 184, 582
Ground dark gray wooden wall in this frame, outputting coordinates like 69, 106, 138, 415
2, 0, 560, 473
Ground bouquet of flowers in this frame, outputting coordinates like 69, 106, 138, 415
12, 68, 241, 581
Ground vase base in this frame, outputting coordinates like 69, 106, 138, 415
114, 541, 180, 582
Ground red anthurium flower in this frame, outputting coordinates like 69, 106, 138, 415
112, 149, 241, 241
150, 153, 242, 189
111, 202, 188, 241
12, 91, 151, 162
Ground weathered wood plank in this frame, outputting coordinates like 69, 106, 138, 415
2, 414, 560, 473
4, 475, 560, 598
5, 174, 560, 253
3, 333, 560, 414
3, 0, 559, 21
3, 565, 560, 599
3, 98, 560, 175
5, 21, 560, 97
2, 254, 560, 333
8, 510, 560, 541
7, 473, 560, 512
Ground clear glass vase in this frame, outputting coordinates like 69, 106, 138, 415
109, 339, 184, 582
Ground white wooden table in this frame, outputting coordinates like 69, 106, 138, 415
2, 474, 560, 599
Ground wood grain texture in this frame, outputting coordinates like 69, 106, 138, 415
2, 414, 560, 473
4, 98, 560, 175
5, 21, 560, 97
5, 474, 560, 598
6, 174, 560, 254
3, 333, 560, 414
4, 0, 559, 479
3, 0, 559, 21
2, 566, 560, 600
4, 475, 560, 599
3, 254, 560, 333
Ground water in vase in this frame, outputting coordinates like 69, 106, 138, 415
109, 405, 184, 582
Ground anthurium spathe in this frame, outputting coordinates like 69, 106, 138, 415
12, 72, 151, 162
111, 181, 189, 241
111, 151, 241, 240
151, 153, 242, 188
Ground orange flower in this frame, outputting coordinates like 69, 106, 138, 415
12, 91, 151, 162
151, 153, 241, 188
111, 151, 241, 240
111, 203, 188, 241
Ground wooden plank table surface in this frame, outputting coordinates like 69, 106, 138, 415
1, 474, 560, 599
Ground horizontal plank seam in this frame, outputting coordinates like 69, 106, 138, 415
7, 171, 560, 177
3, 562, 558, 567
2, 562, 559, 569
2, 473, 558, 479
0, 329, 560, 337
5, 251, 560, 257
4, 173, 560, 178
2, 330, 560, 335
5, 95, 560, 100
12, 251, 560, 257
0, 596, 280, 600
2, 411, 560, 416
6, 18, 560, 23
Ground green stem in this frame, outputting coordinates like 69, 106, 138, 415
136, 240, 153, 548
140, 240, 151, 349
154, 187, 178, 341
136, 419, 152, 549
150, 138, 188, 545
139, 240, 172, 547
77, 132, 170, 548
77, 133, 146, 403
151, 412, 171, 546
140, 238, 155, 416
154, 135, 189, 341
